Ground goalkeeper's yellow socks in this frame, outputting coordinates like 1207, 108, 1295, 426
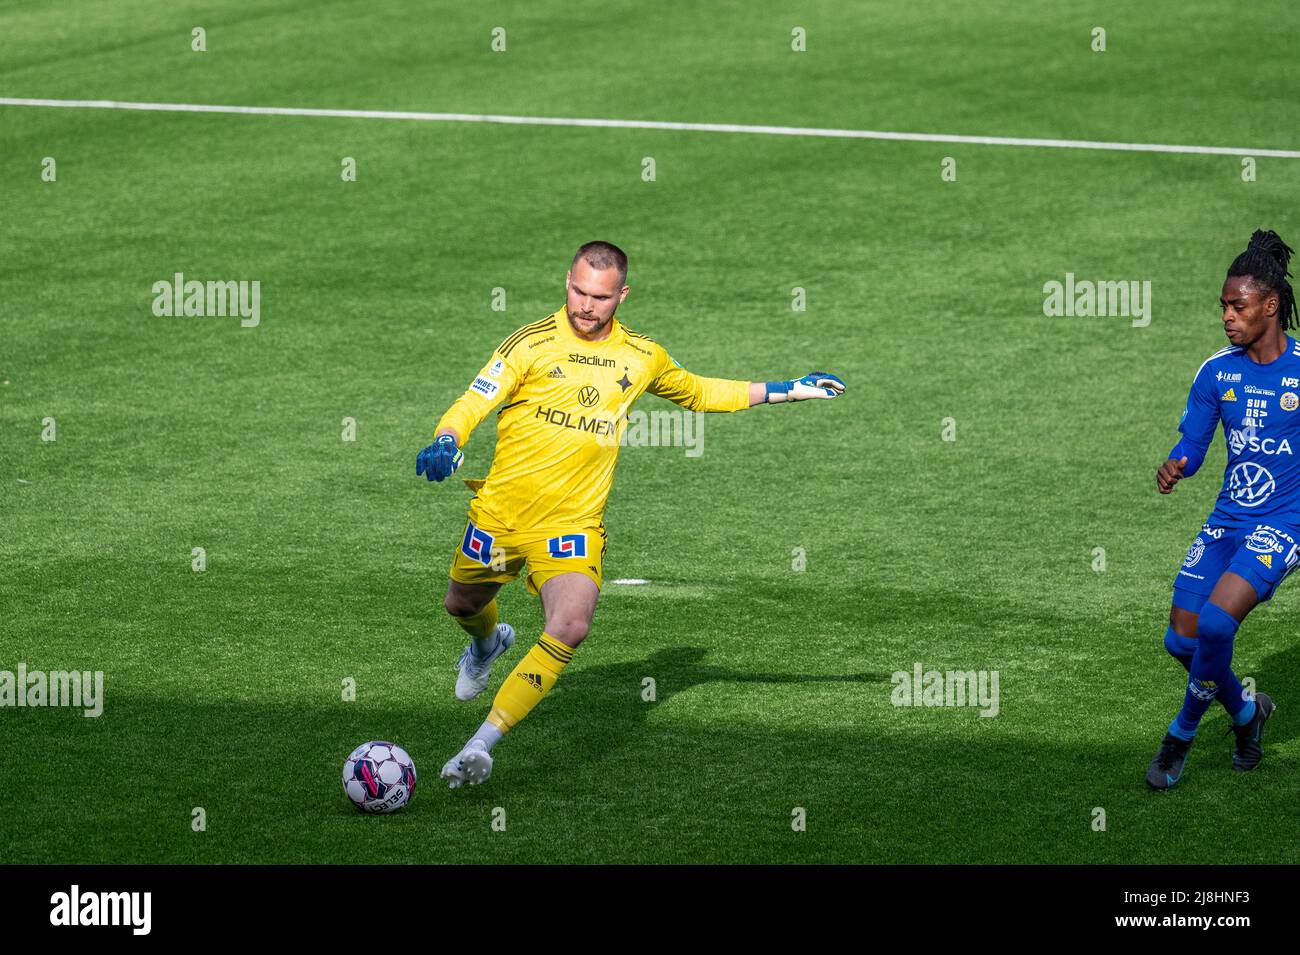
454, 599, 499, 654
472, 633, 573, 747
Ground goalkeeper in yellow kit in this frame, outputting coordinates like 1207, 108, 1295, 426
417, 241, 846, 788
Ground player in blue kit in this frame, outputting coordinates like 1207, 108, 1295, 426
1148, 230, 1299, 790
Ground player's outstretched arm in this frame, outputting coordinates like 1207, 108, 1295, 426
753, 372, 846, 406
645, 347, 844, 413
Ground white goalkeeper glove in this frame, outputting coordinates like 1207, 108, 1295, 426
764, 372, 846, 403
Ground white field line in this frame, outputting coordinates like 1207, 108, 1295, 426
2, 97, 1298, 158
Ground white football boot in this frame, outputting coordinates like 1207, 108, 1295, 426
454, 623, 516, 701
440, 739, 494, 789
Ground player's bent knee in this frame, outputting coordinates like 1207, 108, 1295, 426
546, 618, 589, 645
443, 592, 478, 618
1195, 603, 1239, 649
1168, 606, 1198, 639
1163, 627, 1197, 660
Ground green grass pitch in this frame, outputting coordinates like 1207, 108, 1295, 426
2, 0, 1299, 863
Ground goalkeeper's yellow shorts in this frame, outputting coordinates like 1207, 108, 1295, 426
449, 509, 607, 596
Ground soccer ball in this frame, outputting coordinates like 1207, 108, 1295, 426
342, 741, 417, 814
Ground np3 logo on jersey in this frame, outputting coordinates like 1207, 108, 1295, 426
1183, 538, 1205, 568
461, 523, 496, 565
1228, 462, 1276, 507
547, 534, 587, 559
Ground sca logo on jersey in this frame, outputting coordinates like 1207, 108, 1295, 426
577, 386, 600, 408
1183, 538, 1206, 568
1227, 429, 1293, 456
1283, 392, 1299, 412
1228, 462, 1276, 508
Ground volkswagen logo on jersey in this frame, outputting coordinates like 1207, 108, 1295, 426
578, 386, 600, 408
1183, 538, 1205, 568
1228, 462, 1276, 508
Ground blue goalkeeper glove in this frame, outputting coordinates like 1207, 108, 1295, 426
765, 371, 846, 403
416, 434, 464, 482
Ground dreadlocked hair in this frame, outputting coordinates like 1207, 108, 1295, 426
1227, 229, 1298, 329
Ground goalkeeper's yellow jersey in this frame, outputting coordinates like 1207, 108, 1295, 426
436, 306, 750, 531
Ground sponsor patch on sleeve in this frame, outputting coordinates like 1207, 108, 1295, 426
471, 376, 500, 399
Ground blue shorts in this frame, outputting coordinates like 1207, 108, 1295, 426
1173, 520, 1300, 613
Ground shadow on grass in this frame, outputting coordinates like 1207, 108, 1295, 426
3, 636, 1297, 864
538, 645, 886, 764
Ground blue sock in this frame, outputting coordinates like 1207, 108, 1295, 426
1174, 604, 1240, 738
1218, 670, 1250, 721
1163, 627, 1196, 669
1234, 698, 1257, 726
1163, 627, 1247, 717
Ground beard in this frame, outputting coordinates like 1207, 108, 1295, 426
569, 303, 617, 334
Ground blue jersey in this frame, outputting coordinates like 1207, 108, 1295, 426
1176, 335, 1300, 526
